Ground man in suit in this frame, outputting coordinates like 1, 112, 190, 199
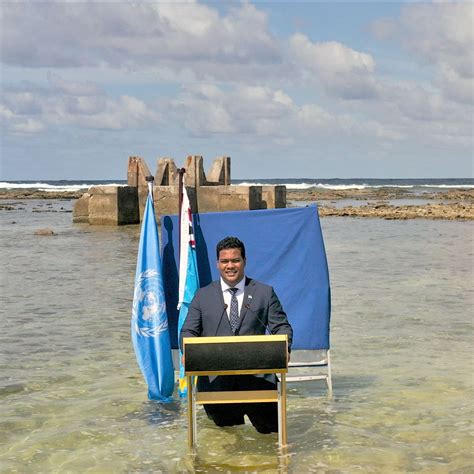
180, 236, 293, 434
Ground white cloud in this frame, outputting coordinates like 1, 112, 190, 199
171, 84, 296, 136
372, 2, 474, 104
290, 34, 375, 74
356, 79, 473, 148
1, 1, 383, 98
398, 3, 473, 77
0, 1, 280, 75
1, 75, 160, 134
170, 77, 472, 153
0, 104, 45, 134
47, 73, 102, 97
289, 33, 378, 99
1, 1, 472, 177
170, 83, 406, 146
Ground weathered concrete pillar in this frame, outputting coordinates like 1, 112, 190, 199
184, 155, 207, 187
130, 157, 151, 221
262, 185, 286, 209
127, 156, 139, 187
128, 157, 152, 186
127, 155, 153, 220
207, 156, 231, 185
156, 158, 179, 186
72, 193, 91, 223
88, 186, 139, 225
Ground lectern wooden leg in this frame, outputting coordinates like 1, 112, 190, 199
187, 375, 195, 448
277, 373, 287, 447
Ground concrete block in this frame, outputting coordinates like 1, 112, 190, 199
72, 193, 90, 223
197, 185, 263, 212
262, 185, 286, 209
151, 186, 198, 217
89, 186, 139, 225
152, 186, 180, 218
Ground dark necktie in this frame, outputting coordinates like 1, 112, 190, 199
228, 287, 239, 333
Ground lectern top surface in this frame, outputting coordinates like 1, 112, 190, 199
183, 335, 288, 345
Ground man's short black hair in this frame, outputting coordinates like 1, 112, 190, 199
216, 236, 246, 259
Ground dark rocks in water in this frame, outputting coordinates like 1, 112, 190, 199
0, 189, 84, 199
34, 228, 57, 236
0, 383, 26, 396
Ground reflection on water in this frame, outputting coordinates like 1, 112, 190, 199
1, 200, 473, 472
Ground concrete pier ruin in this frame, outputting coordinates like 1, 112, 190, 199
73, 155, 286, 225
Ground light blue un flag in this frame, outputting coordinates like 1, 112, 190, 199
131, 186, 174, 401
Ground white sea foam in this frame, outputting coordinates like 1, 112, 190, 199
0, 182, 125, 192
236, 182, 371, 190
418, 184, 474, 189
2, 181, 472, 192
234, 182, 474, 190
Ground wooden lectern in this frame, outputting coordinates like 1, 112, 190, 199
183, 334, 288, 448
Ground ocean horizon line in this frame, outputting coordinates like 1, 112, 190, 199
1, 178, 473, 192
1, 177, 472, 182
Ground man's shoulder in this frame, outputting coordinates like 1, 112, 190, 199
195, 280, 221, 296
245, 277, 272, 292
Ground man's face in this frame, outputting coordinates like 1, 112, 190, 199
217, 248, 246, 287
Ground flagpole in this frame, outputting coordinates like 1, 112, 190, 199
145, 175, 154, 197
178, 168, 185, 260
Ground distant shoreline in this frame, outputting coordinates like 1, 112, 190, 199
0, 187, 473, 220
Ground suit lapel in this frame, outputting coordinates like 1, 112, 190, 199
212, 280, 225, 308
235, 277, 255, 333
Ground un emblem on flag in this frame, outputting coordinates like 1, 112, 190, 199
132, 269, 168, 337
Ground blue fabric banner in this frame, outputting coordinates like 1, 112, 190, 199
162, 205, 331, 350
131, 189, 174, 401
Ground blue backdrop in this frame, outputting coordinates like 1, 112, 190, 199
161, 205, 331, 350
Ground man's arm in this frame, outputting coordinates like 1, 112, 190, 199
267, 288, 293, 352
179, 291, 203, 353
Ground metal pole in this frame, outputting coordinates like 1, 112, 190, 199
177, 168, 185, 259
145, 175, 154, 198
187, 375, 194, 448
281, 373, 287, 446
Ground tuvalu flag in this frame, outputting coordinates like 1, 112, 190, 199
177, 185, 199, 396
131, 182, 174, 401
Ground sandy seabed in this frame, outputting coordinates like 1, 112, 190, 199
1, 199, 472, 472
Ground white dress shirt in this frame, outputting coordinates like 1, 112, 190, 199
220, 277, 246, 321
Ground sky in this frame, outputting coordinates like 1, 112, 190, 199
1, 0, 473, 180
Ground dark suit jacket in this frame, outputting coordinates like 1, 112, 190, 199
180, 277, 293, 350
179, 277, 293, 391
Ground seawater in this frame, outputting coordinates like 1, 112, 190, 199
1, 200, 472, 473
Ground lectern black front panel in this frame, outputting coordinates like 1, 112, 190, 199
184, 337, 287, 373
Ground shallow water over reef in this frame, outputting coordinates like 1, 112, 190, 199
1, 200, 472, 472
